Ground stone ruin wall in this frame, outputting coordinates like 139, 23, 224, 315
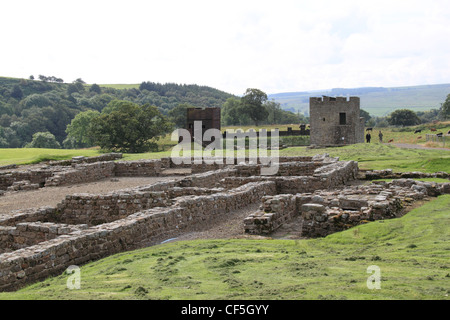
0, 177, 276, 291
0, 154, 319, 193
245, 179, 450, 237
0, 153, 449, 291
0, 154, 351, 291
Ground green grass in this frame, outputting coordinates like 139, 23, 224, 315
372, 178, 450, 183
2, 140, 449, 173
0, 148, 102, 166
98, 84, 140, 90
280, 143, 450, 173
1, 195, 448, 300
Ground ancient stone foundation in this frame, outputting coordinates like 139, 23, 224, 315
0, 153, 448, 292
244, 179, 449, 237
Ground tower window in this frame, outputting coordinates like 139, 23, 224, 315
339, 113, 347, 125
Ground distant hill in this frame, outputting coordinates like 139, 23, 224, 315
0, 76, 236, 148
268, 84, 450, 117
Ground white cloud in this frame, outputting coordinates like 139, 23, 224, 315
1, 0, 450, 95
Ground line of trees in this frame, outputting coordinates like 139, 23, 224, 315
0, 77, 236, 149
221, 88, 308, 127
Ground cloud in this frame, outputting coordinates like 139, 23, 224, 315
1, 0, 450, 94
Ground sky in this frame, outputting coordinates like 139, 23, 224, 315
1, 0, 450, 95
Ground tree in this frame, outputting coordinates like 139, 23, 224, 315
65, 110, 100, 148
360, 109, 372, 124
441, 94, 450, 119
89, 100, 173, 153
25, 132, 61, 149
67, 83, 80, 95
221, 97, 248, 126
168, 103, 193, 128
387, 109, 420, 126
265, 100, 282, 125
240, 88, 269, 126
10, 85, 23, 99
89, 83, 102, 94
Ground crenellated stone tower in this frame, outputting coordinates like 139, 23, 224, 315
309, 96, 365, 146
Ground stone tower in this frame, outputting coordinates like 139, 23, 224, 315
309, 96, 365, 146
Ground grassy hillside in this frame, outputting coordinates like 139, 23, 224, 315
1, 194, 448, 300
269, 84, 450, 117
0, 76, 236, 148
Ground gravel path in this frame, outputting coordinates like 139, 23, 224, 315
166, 203, 268, 242
392, 143, 450, 151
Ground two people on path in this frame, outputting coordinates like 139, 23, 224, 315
366, 131, 383, 143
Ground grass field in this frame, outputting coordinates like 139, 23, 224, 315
1, 141, 449, 173
282, 143, 450, 173
1, 194, 448, 300
0, 148, 102, 166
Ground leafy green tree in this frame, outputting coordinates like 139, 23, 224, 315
89, 100, 173, 153
265, 100, 284, 125
221, 97, 246, 126
0, 126, 8, 147
168, 103, 194, 128
89, 83, 102, 94
360, 109, 372, 124
25, 131, 61, 149
10, 85, 23, 99
387, 109, 420, 127
240, 88, 268, 126
67, 83, 80, 95
441, 94, 450, 119
20, 94, 52, 109
65, 110, 100, 148
0, 101, 14, 116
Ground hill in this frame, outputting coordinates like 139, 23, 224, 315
269, 83, 450, 117
0, 76, 236, 148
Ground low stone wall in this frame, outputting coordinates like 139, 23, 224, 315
220, 160, 359, 194
44, 162, 116, 187
114, 160, 162, 177
0, 154, 343, 192
55, 191, 170, 226
362, 169, 449, 180
0, 222, 87, 254
245, 179, 450, 237
244, 194, 297, 234
0, 180, 276, 291
48, 153, 123, 166
0, 154, 361, 291
0, 170, 53, 191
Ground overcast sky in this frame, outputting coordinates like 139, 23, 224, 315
1, 0, 450, 95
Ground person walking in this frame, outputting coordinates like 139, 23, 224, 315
378, 131, 383, 143
366, 132, 371, 143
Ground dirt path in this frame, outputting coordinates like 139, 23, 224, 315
161, 203, 277, 244
392, 143, 450, 151
0, 176, 181, 215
